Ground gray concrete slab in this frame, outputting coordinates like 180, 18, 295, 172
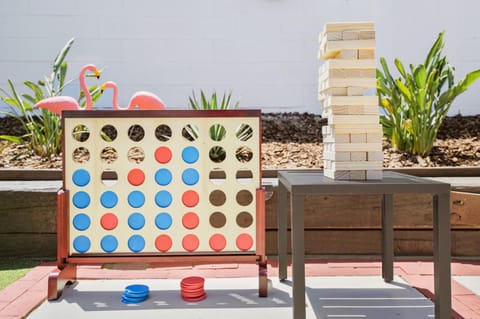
28, 276, 434, 319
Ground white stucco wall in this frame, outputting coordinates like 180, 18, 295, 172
0, 0, 479, 115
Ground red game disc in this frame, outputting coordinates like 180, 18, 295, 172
182, 212, 199, 229
181, 293, 207, 302
181, 276, 204, 286
182, 234, 200, 252
100, 213, 118, 230
155, 146, 172, 164
127, 168, 145, 186
182, 190, 199, 207
236, 233, 254, 251
155, 234, 172, 252
209, 233, 226, 252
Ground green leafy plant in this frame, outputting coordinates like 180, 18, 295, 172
377, 31, 480, 156
0, 38, 101, 157
188, 90, 253, 162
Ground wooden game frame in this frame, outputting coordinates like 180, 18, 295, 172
48, 109, 267, 300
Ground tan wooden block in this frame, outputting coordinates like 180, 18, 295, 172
350, 133, 367, 143
322, 125, 331, 136
328, 69, 376, 79
323, 159, 332, 170
326, 39, 376, 51
359, 30, 376, 40
321, 59, 376, 71
319, 31, 343, 42
323, 151, 351, 162
331, 161, 382, 171
349, 170, 367, 180
323, 169, 351, 180
367, 132, 383, 143
324, 96, 378, 107
320, 87, 348, 96
320, 77, 376, 91
350, 152, 367, 161
367, 151, 384, 161
330, 123, 383, 134
358, 49, 375, 59
328, 115, 379, 125
330, 142, 382, 152
323, 22, 375, 33
342, 30, 359, 40
336, 49, 359, 60
366, 170, 383, 180
324, 105, 379, 116
347, 86, 369, 96
323, 133, 350, 143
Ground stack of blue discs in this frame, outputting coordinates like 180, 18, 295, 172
121, 284, 149, 304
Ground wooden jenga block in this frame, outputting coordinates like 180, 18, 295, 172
323, 151, 351, 162
349, 170, 367, 180
366, 170, 383, 180
323, 169, 351, 180
323, 105, 380, 116
350, 152, 367, 161
319, 87, 348, 99
350, 133, 367, 143
320, 39, 376, 60
359, 30, 376, 40
328, 115, 379, 125
323, 133, 350, 144
319, 77, 376, 91
324, 96, 378, 107
347, 86, 369, 96
367, 151, 384, 161
321, 59, 376, 70
330, 142, 382, 152
323, 22, 375, 33
358, 49, 375, 59
329, 123, 383, 134
367, 132, 383, 143
342, 30, 359, 40
331, 161, 383, 171
336, 49, 359, 59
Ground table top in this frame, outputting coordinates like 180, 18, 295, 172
278, 170, 451, 195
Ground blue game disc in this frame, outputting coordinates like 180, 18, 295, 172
73, 235, 91, 253
125, 284, 149, 295
155, 168, 172, 186
100, 235, 118, 253
128, 213, 145, 230
128, 191, 145, 208
155, 190, 172, 208
72, 213, 91, 231
155, 212, 172, 230
182, 168, 199, 186
128, 235, 145, 252
182, 146, 199, 164
121, 295, 148, 304
72, 169, 90, 187
100, 191, 118, 208
72, 191, 91, 209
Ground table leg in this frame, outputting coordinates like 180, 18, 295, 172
433, 193, 451, 319
382, 194, 394, 282
277, 181, 288, 281
291, 193, 306, 319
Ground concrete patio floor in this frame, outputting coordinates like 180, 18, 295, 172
1, 259, 479, 318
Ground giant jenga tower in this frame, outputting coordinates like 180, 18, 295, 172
318, 22, 383, 180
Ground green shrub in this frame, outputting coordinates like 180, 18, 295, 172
377, 32, 480, 156
0, 38, 101, 157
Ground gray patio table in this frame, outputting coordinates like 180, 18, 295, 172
277, 170, 451, 319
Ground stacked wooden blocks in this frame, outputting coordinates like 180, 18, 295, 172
318, 22, 383, 180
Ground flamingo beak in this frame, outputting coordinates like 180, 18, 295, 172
100, 84, 107, 93
94, 69, 101, 79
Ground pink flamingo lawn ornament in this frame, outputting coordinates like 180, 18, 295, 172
33, 64, 101, 115
100, 81, 166, 110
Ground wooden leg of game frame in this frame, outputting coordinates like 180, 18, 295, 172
258, 260, 268, 297
48, 263, 77, 301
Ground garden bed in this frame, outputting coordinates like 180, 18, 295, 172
0, 113, 479, 169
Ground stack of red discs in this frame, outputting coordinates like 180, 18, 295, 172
180, 276, 206, 302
